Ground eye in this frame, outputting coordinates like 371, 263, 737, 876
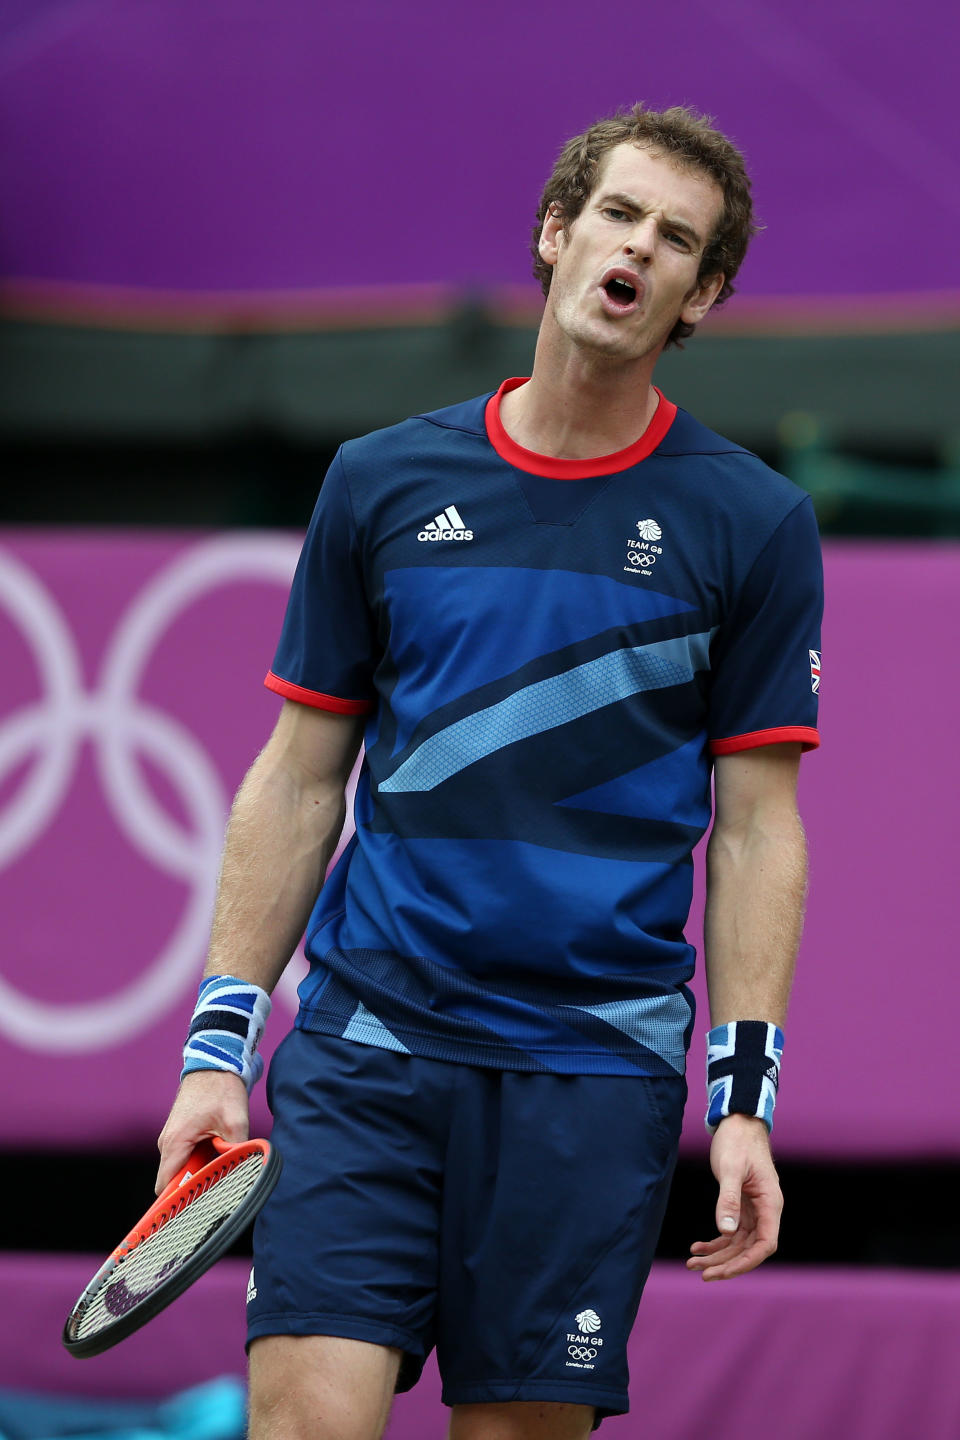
666, 231, 691, 251
603, 207, 629, 221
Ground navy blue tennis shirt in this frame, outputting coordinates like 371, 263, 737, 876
266, 379, 823, 1077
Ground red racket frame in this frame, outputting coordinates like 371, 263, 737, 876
63, 1136, 280, 1357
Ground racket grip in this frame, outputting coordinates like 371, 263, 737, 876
157, 1137, 229, 1202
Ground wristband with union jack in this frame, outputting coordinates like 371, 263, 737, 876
705, 1020, 783, 1134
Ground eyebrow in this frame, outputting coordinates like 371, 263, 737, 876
597, 191, 705, 251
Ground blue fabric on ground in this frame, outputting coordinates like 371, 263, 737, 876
0, 1378, 246, 1440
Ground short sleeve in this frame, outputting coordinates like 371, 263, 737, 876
265, 449, 378, 714
708, 497, 823, 754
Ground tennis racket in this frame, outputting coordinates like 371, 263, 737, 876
63, 1136, 281, 1358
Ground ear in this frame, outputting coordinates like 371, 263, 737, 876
680, 271, 725, 326
538, 204, 564, 270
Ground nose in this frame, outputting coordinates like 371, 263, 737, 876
623, 216, 657, 265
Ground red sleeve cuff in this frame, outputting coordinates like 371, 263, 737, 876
264, 670, 373, 715
710, 726, 820, 755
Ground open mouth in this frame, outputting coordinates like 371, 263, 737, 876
605, 277, 637, 304
599, 269, 642, 314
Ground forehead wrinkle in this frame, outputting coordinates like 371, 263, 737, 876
594, 189, 705, 249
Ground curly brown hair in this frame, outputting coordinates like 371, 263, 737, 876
532, 104, 759, 347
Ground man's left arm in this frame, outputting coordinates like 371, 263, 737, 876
686, 742, 807, 1282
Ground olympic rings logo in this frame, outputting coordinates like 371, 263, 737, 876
567, 1346, 597, 1362
0, 536, 309, 1052
628, 551, 655, 568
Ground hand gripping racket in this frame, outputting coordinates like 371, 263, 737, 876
63, 1137, 281, 1358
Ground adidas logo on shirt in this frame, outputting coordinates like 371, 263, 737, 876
417, 505, 473, 541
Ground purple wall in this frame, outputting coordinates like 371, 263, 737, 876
10, 1255, 960, 1437
1, 0, 957, 303
0, 530, 955, 1158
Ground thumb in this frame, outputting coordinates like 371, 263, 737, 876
716, 1177, 741, 1235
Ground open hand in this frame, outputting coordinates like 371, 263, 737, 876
686, 1113, 782, 1281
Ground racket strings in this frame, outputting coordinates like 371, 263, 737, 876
127, 1156, 234, 1252
71, 1152, 264, 1341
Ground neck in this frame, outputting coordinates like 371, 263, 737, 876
499, 310, 664, 459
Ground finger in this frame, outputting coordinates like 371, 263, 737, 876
690, 1209, 757, 1257
155, 1140, 194, 1196
697, 1236, 776, 1281
689, 1234, 737, 1254
688, 1214, 759, 1263
687, 1249, 746, 1273
695, 1214, 776, 1278
690, 1232, 748, 1255
687, 1234, 752, 1270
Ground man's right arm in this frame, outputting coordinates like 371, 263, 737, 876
155, 699, 364, 1192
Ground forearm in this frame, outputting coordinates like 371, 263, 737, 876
203, 745, 347, 993
703, 810, 807, 1026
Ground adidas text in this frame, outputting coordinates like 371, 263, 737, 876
418, 505, 473, 542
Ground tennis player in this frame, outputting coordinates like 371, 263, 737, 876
157, 104, 822, 1440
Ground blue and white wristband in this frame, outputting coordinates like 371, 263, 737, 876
181, 975, 272, 1094
705, 1020, 784, 1134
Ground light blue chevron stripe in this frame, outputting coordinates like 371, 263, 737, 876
568, 992, 692, 1074
379, 631, 712, 795
342, 1001, 410, 1053
186, 1034, 244, 1065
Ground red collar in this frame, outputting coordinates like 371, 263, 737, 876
484, 377, 677, 480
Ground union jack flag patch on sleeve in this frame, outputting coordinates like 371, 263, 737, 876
809, 650, 821, 694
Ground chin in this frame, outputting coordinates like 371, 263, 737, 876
586, 328, 654, 362
564, 316, 633, 356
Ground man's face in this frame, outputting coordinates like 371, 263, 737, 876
539, 142, 726, 362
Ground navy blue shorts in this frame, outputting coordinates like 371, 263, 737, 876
247, 1030, 685, 1423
